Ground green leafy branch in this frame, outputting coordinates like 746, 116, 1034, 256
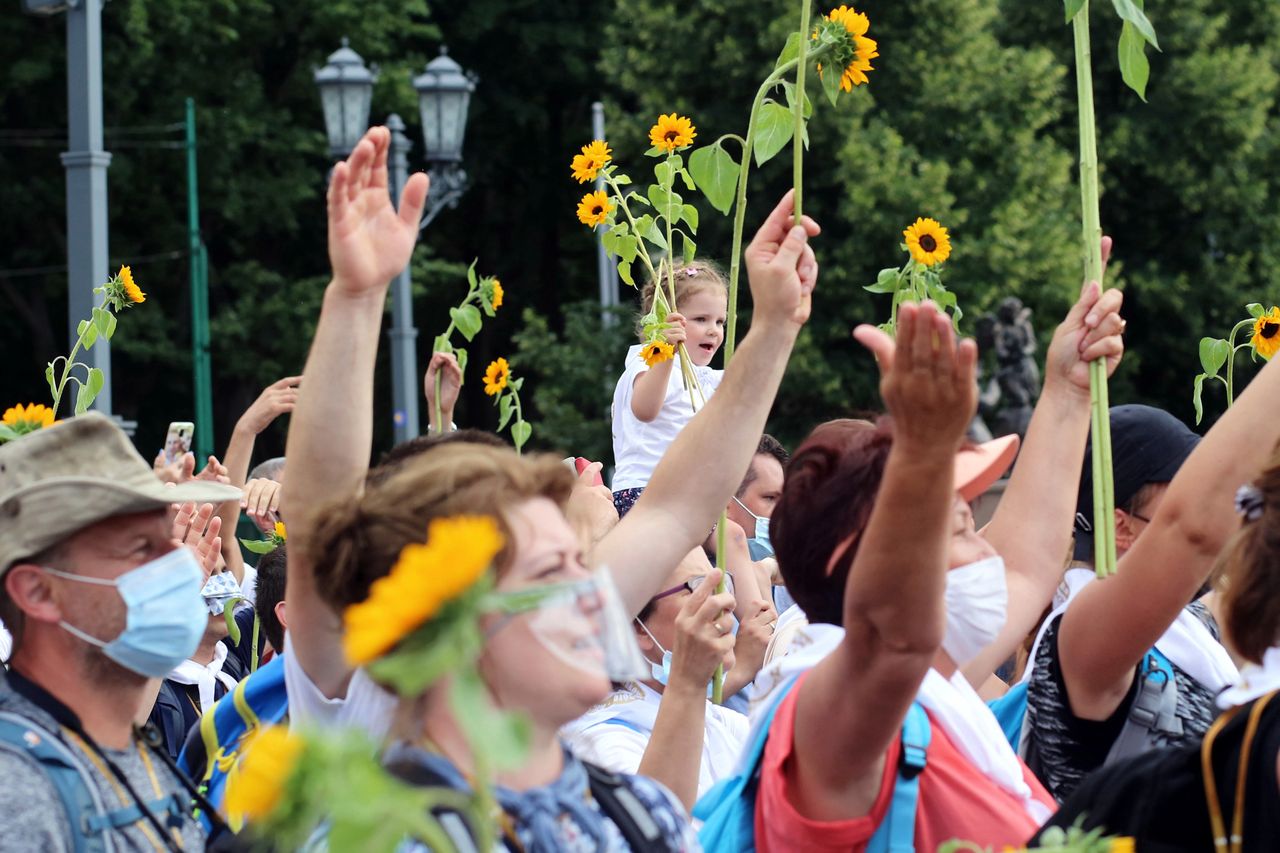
432, 260, 502, 433
46, 267, 143, 419
865, 252, 962, 338
486, 359, 533, 453
1191, 303, 1271, 424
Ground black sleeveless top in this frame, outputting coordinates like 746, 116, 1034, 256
1036, 690, 1280, 851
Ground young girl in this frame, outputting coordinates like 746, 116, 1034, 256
611, 262, 728, 517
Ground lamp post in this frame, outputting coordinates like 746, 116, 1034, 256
315, 41, 475, 443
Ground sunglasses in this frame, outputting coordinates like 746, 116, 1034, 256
651, 573, 735, 603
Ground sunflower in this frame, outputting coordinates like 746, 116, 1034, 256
648, 114, 697, 153
274, 521, 287, 542
570, 139, 612, 183
2, 403, 55, 435
640, 339, 675, 368
342, 516, 505, 665
1110, 839, 1136, 853
1251, 307, 1280, 360
483, 357, 510, 396
903, 217, 952, 267
576, 190, 613, 228
223, 725, 304, 821
819, 6, 879, 91
118, 265, 145, 304
486, 278, 504, 311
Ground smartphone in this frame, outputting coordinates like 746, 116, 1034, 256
163, 422, 195, 466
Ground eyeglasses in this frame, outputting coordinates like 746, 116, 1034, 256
651, 573, 735, 603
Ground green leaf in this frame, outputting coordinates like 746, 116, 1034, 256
776, 31, 802, 69
498, 393, 514, 430
1193, 373, 1207, 425
1064, 0, 1085, 22
1117, 20, 1150, 101
821, 61, 842, 107
635, 213, 667, 250
509, 376, 524, 392
450, 304, 483, 342
511, 420, 532, 452
626, 191, 651, 208
75, 368, 104, 415
99, 310, 117, 341
239, 537, 279, 554
681, 231, 697, 264
450, 667, 530, 770
222, 599, 244, 644
865, 268, 902, 294
1199, 337, 1230, 377
618, 261, 635, 287
366, 605, 485, 697
44, 364, 56, 398
654, 160, 673, 189
781, 80, 813, 120
455, 348, 467, 379
687, 144, 740, 215
677, 168, 695, 192
78, 319, 98, 350
616, 234, 640, 264
752, 102, 795, 166
611, 172, 632, 186
644, 145, 666, 158
466, 259, 478, 289
681, 204, 699, 233
1110, 0, 1159, 49
0, 424, 19, 443
647, 184, 671, 213
1247, 303, 1265, 319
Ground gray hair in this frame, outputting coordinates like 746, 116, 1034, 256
249, 456, 286, 483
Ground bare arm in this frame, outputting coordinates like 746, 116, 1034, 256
791, 303, 977, 821
964, 266, 1124, 686
630, 361, 676, 422
595, 191, 820, 616
282, 128, 429, 698
1060, 347, 1280, 718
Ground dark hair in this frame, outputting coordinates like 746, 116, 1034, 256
254, 547, 288, 653
770, 418, 891, 625
737, 434, 790, 498
1221, 448, 1280, 664
371, 429, 508, 485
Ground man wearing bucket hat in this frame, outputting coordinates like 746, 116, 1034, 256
0, 413, 239, 851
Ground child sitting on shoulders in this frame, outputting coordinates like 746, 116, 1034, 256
611, 262, 728, 516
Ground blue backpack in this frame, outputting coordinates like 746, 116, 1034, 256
693, 675, 932, 853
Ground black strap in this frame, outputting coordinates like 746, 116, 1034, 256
583, 762, 669, 853
135, 722, 237, 842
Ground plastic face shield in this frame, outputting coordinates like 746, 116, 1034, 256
486, 567, 649, 683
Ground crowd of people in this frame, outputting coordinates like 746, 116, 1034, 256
1, 125, 1279, 852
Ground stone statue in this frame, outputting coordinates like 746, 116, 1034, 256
974, 296, 1039, 441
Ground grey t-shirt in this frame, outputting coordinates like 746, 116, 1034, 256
0, 675, 206, 852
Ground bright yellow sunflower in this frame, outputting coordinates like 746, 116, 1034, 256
1252, 307, 1280, 360
576, 190, 613, 228
483, 357, 511, 396
2, 403, 55, 433
274, 521, 287, 541
223, 725, 304, 821
823, 6, 879, 91
1109, 839, 1136, 853
648, 114, 697, 153
487, 278, 504, 311
640, 339, 675, 368
570, 139, 612, 183
903, 217, 952, 267
342, 516, 505, 665
118, 265, 145, 304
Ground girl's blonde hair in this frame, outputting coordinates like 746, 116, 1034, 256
636, 260, 728, 338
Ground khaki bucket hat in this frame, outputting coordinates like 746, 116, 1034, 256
0, 412, 241, 573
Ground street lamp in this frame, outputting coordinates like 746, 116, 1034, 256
314, 41, 475, 444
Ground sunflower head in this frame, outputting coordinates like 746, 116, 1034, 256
640, 339, 675, 368
576, 190, 614, 229
1109, 839, 1136, 853
223, 725, 305, 822
484, 357, 511, 396
1, 403, 55, 436
1252, 307, 1280, 360
274, 521, 287, 542
119, 265, 145, 304
903, 217, 952, 267
648, 114, 697, 153
484, 278, 504, 312
570, 139, 612, 183
816, 6, 879, 92
341, 515, 505, 666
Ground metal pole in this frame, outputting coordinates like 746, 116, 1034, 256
592, 101, 620, 326
385, 114, 419, 443
186, 98, 214, 459
61, 0, 112, 414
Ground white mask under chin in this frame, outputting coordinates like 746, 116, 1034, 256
942, 555, 1008, 667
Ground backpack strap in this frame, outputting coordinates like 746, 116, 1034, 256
1107, 647, 1182, 766
0, 710, 111, 853
867, 702, 932, 853
383, 754, 487, 853
584, 761, 671, 853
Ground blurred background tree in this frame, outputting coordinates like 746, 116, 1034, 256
2, 0, 1276, 469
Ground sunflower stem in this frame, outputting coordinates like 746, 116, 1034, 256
435, 372, 445, 435
1225, 319, 1256, 406
1073, 3, 1116, 578
50, 294, 110, 418
793, 0, 812, 226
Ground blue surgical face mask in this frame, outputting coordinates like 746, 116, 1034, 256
636, 615, 737, 698
733, 496, 774, 561
43, 547, 208, 678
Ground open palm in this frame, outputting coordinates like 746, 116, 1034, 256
327, 127, 431, 296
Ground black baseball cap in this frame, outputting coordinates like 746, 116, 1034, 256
1074, 405, 1200, 559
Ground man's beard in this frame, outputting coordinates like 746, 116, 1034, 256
80, 642, 150, 688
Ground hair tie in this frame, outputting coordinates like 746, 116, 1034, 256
683, 267, 700, 277
1235, 483, 1265, 522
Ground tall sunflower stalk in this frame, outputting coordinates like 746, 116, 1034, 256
431, 262, 503, 433
1067, 0, 1159, 577
47, 265, 145, 419
1191, 305, 1280, 425
695, 3, 877, 702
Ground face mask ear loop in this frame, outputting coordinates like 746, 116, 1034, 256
732, 495, 762, 521
635, 618, 668, 658
40, 567, 118, 586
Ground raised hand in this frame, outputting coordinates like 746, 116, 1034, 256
668, 569, 738, 691
744, 190, 821, 331
195, 455, 231, 486
238, 376, 301, 436
153, 451, 196, 485
662, 313, 688, 347
241, 477, 284, 532
424, 352, 462, 422
328, 127, 430, 297
172, 502, 222, 580
1045, 237, 1124, 394
853, 301, 978, 453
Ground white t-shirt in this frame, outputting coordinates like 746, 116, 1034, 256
611, 344, 723, 491
0, 621, 10, 663
562, 681, 749, 800
282, 635, 398, 740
